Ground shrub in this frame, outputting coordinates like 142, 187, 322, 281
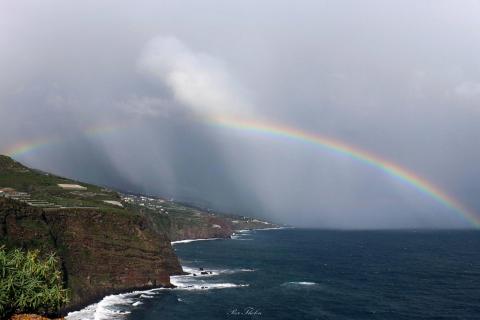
0, 247, 69, 318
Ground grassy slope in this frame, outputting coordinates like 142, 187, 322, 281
0, 155, 123, 211
126, 197, 279, 242
0, 156, 182, 311
0, 154, 279, 241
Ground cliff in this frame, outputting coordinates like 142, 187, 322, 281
0, 155, 278, 314
122, 194, 279, 241
0, 197, 182, 312
155, 213, 235, 241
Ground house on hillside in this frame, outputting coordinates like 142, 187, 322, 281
0, 188, 16, 197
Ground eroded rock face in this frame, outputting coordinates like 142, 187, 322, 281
0, 198, 182, 312
167, 216, 234, 241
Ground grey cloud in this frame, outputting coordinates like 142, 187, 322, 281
119, 96, 172, 118
138, 36, 252, 118
453, 82, 480, 101
1, 1, 480, 228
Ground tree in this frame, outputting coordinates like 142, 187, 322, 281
0, 247, 69, 318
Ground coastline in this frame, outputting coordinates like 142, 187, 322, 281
171, 237, 223, 245
66, 226, 286, 319
170, 226, 290, 245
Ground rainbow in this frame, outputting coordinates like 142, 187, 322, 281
3, 122, 131, 158
210, 115, 480, 228
3, 137, 62, 158
2, 115, 478, 227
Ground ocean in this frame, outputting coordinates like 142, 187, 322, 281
67, 228, 480, 319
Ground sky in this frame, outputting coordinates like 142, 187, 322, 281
1, 0, 480, 228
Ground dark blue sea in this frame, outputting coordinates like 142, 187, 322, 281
67, 228, 480, 320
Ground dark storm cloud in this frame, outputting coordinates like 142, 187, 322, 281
1, 0, 480, 228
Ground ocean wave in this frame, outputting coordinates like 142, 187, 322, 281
231, 231, 253, 240
66, 265, 251, 320
172, 264, 251, 290
65, 303, 98, 320
236, 229, 253, 233
281, 281, 319, 288
66, 289, 159, 320
170, 278, 249, 291
182, 266, 255, 277
256, 226, 290, 231
171, 237, 223, 245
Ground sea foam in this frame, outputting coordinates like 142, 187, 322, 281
66, 289, 159, 320
66, 265, 251, 320
278, 281, 325, 292
181, 266, 255, 277
171, 238, 223, 245
171, 264, 251, 291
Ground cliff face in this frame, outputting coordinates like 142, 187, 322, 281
165, 215, 234, 241
0, 155, 279, 314
125, 194, 279, 243
0, 197, 182, 312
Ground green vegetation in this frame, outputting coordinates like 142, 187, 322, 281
0, 154, 276, 313
0, 247, 69, 318
0, 155, 125, 211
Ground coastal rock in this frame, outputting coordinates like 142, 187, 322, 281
0, 197, 182, 312
0, 155, 277, 315
9, 314, 64, 320
166, 216, 234, 241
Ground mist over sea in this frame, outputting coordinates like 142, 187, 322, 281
68, 228, 480, 319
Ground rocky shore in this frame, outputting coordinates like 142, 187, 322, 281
0, 197, 182, 314
9, 315, 64, 320
0, 155, 278, 317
